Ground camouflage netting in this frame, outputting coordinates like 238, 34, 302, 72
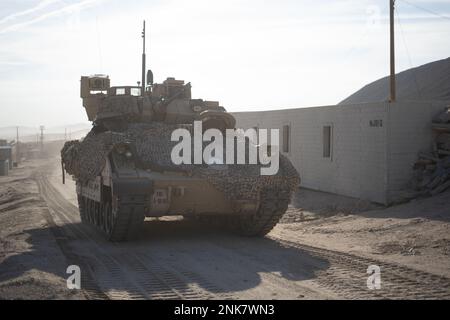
61, 122, 300, 200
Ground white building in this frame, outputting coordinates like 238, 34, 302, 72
234, 100, 449, 204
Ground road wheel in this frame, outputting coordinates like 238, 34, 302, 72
229, 188, 290, 237
77, 185, 145, 242
103, 201, 113, 235
77, 195, 88, 223
102, 192, 144, 242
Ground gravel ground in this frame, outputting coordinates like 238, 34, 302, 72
0, 156, 449, 299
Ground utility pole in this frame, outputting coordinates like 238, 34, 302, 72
389, 0, 396, 102
141, 20, 146, 96
16, 126, 20, 164
40, 125, 45, 153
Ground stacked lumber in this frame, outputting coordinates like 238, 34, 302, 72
412, 107, 450, 196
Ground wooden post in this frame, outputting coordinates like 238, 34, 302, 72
389, 0, 396, 102
16, 126, 20, 164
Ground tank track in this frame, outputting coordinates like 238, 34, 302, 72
229, 188, 291, 237
77, 194, 145, 242
77, 194, 88, 223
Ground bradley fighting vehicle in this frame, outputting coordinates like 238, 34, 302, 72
61, 22, 300, 241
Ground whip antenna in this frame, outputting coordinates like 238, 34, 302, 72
141, 20, 146, 96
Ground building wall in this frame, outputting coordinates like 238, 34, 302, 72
234, 102, 389, 204
386, 101, 449, 202
0, 146, 13, 170
234, 100, 449, 204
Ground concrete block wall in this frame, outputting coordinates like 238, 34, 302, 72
234, 100, 449, 204
234, 102, 389, 204
0, 147, 13, 170
386, 100, 450, 202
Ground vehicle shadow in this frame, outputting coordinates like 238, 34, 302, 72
290, 187, 450, 222
0, 218, 331, 298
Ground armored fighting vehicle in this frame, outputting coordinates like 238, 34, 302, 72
61, 23, 300, 241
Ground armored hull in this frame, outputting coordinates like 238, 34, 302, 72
61, 75, 300, 241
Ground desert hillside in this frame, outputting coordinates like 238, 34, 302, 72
340, 57, 450, 104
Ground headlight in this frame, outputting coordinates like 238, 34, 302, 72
114, 143, 133, 157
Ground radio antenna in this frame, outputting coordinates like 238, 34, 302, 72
141, 20, 146, 96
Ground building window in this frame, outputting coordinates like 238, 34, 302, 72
283, 125, 290, 153
323, 125, 332, 158
116, 88, 126, 95
130, 88, 141, 96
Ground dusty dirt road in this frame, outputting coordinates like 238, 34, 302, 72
1, 157, 449, 300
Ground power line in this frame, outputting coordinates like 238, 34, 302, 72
95, 16, 103, 73
395, 7, 423, 99
399, 0, 450, 22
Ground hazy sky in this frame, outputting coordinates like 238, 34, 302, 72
0, 0, 449, 127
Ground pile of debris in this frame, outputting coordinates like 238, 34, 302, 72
412, 107, 450, 196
